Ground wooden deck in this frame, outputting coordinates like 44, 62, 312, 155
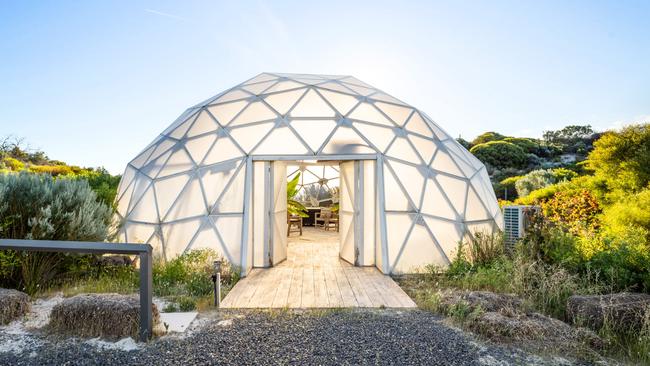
221, 228, 416, 308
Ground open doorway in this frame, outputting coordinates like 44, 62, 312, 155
251, 159, 377, 269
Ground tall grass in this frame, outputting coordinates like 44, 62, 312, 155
398, 231, 649, 364
41, 249, 240, 311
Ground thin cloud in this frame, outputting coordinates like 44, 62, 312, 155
144, 9, 187, 21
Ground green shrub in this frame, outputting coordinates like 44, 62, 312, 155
495, 175, 522, 200
586, 123, 650, 192
162, 303, 178, 313
2, 157, 24, 171
471, 131, 507, 146
178, 296, 197, 312
153, 249, 239, 298
0, 172, 114, 294
28, 164, 74, 176
541, 189, 601, 235
470, 141, 528, 170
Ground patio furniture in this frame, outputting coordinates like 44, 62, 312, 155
287, 215, 303, 236
315, 208, 339, 231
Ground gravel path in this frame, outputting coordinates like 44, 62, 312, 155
0, 309, 574, 365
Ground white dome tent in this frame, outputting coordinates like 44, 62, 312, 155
116, 73, 503, 275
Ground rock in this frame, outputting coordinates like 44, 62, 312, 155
0, 288, 30, 325
95, 255, 133, 267
438, 290, 523, 314
48, 293, 160, 340
566, 292, 650, 331
470, 311, 603, 352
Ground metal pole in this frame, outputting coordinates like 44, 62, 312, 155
139, 250, 153, 342
216, 272, 221, 308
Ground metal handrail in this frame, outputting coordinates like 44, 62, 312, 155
0, 239, 153, 341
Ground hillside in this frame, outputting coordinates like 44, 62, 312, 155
0, 136, 120, 205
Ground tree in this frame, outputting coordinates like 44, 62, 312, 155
542, 125, 595, 154
586, 123, 650, 192
469, 141, 527, 170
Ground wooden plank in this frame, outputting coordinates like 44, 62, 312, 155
344, 267, 373, 307
300, 268, 315, 307
356, 268, 387, 307
237, 269, 270, 308
323, 267, 343, 307
334, 267, 357, 307
271, 267, 294, 308
368, 268, 416, 308
252, 266, 281, 308
223, 269, 261, 308
363, 268, 402, 307
286, 266, 303, 308
313, 268, 329, 307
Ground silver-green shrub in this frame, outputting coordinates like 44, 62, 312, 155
0, 172, 114, 293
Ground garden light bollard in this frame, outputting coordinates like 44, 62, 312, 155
213, 260, 222, 307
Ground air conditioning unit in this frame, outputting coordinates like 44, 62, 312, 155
503, 205, 534, 249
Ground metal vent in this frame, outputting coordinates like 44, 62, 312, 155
503, 205, 533, 249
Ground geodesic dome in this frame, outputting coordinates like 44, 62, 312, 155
115, 72, 503, 274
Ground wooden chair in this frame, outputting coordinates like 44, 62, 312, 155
314, 208, 332, 229
315, 208, 339, 231
287, 214, 303, 236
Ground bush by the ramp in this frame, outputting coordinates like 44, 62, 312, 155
0, 288, 30, 324
49, 293, 160, 339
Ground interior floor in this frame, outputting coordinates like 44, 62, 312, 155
221, 227, 416, 308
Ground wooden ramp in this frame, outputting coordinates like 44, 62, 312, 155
221, 228, 416, 308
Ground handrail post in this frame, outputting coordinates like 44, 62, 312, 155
139, 249, 153, 341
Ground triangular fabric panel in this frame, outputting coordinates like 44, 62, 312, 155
289, 89, 336, 118
208, 100, 248, 126
375, 102, 413, 126
319, 126, 375, 154
385, 136, 423, 164
317, 89, 359, 115
156, 147, 195, 179
202, 136, 245, 166
199, 160, 242, 211
228, 101, 277, 128
264, 88, 306, 115
228, 122, 275, 153
154, 174, 191, 219
128, 185, 158, 223
185, 133, 217, 164
348, 102, 394, 127
386, 159, 425, 209
290, 119, 337, 153
187, 110, 219, 138
421, 178, 459, 221
353, 122, 395, 153
166, 175, 208, 220
434, 174, 468, 218
252, 126, 310, 155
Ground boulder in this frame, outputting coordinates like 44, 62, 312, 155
49, 293, 160, 339
566, 292, 650, 331
0, 288, 30, 324
470, 311, 603, 352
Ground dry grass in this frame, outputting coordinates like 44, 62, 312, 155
0, 288, 30, 324
49, 293, 160, 340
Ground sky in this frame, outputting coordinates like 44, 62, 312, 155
1, 1, 649, 174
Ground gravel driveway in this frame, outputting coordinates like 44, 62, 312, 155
0, 309, 575, 365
